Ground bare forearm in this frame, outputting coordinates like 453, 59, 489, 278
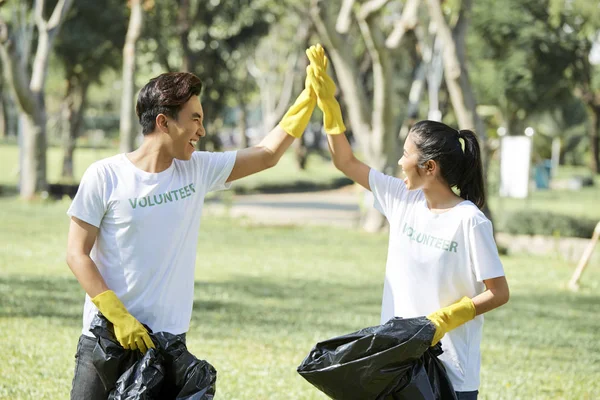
67, 254, 109, 298
472, 283, 510, 316
257, 125, 295, 167
327, 133, 354, 169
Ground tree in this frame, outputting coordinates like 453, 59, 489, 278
55, 0, 127, 178
311, 0, 419, 231
549, 0, 600, 174
120, 0, 144, 153
141, 0, 281, 151
0, 0, 74, 198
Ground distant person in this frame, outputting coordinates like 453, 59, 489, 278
306, 44, 509, 400
66, 58, 318, 398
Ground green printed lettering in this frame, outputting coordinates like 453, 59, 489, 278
184, 186, 191, 197
449, 241, 458, 253
154, 194, 164, 205
164, 192, 173, 202
139, 197, 148, 207
129, 198, 137, 209
188, 183, 196, 193
428, 236, 436, 246
179, 188, 186, 199
442, 240, 450, 251
147, 196, 155, 207
435, 238, 442, 248
171, 190, 179, 201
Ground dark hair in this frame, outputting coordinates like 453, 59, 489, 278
409, 120, 485, 209
135, 72, 203, 134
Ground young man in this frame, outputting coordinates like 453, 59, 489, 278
66, 66, 316, 399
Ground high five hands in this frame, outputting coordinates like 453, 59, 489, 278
278, 44, 346, 139
305, 44, 346, 135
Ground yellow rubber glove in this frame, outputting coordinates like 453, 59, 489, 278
91, 290, 155, 353
305, 44, 346, 135
427, 296, 476, 346
278, 64, 317, 138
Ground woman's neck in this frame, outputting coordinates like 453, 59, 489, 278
422, 184, 464, 212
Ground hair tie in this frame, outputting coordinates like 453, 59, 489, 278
457, 130, 465, 153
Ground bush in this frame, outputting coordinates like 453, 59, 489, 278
501, 210, 597, 239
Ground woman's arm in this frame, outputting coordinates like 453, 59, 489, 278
327, 133, 371, 190
472, 275, 510, 315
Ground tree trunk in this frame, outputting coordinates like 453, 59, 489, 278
62, 79, 89, 179
294, 134, 308, 170
120, 0, 143, 153
0, 80, 5, 140
426, 0, 494, 220
177, 0, 193, 72
237, 95, 249, 148
588, 104, 600, 174
0, 0, 73, 198
19, 107, 46, 197
311, 0, 403, 232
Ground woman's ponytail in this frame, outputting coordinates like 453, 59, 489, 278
457, 129, 485, 209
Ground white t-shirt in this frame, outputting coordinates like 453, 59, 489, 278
369, 168, 505, 392
67, 151, 236, 337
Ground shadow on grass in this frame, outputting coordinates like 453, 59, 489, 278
1, 274, 381, 335
0, 275, 84, 322
0, 184, 18, 198
483, 289, 600, 352
192, 276, 382, 334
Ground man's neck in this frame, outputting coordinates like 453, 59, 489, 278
126, 135, 174, 173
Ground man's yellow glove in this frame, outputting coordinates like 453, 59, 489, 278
427, 296, 476, 346
91, 290, 155, 353
279, 64, 317, 138
306, 44, 346, 135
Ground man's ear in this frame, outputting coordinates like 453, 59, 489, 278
156, 114, 169, 133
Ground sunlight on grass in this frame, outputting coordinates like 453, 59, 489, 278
0, 196, 599, 399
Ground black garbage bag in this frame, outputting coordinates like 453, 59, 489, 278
89, 314, 217, 400
297, 316, 457, 400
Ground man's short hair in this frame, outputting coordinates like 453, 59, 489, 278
136, 72, 203, 135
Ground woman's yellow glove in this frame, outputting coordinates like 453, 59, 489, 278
305, 44, 346, 135
427, 296, 476, 346
278, 63, 317, 138
91, 290, 155, 353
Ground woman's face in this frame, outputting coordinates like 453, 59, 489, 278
398, 134, 424, 190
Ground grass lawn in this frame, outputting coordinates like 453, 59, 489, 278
0, 196, 599, 399
0, 143, 346, 193
2, 143, 599, 222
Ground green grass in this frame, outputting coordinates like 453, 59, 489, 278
2, 143, 599, 221
0, 196, 599, 399
486, 164, 600, 221
0, 143, 346, 192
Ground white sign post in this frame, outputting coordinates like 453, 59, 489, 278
499, 136, 532, 198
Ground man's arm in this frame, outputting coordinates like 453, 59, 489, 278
66, 216, 155, 352
66, 216, 109, 297
226, 125, 294, 183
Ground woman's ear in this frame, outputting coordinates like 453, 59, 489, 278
425, 159, 437, 175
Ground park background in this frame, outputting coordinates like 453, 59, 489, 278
0, 0, 599, 399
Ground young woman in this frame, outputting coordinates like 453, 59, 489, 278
306, 44, 509, 400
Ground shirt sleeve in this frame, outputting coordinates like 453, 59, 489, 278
368, 168, 408, 219
469, 220, 505, 282
66, 163, 107, 228
193, 151, 237, 193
